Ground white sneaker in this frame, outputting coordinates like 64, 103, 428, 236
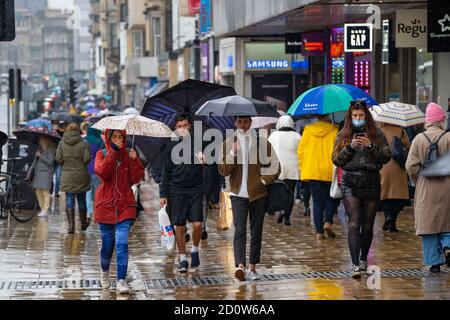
100, 271, 111, 289
37, 211, 48, 218
246, 269, 262, 281
116, 279, 130, 294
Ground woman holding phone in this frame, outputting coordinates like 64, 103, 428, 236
332, 101, 391, 278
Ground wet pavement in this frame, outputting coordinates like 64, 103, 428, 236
0, 180, 449, 300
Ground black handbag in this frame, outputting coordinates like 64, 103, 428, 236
265, 180, 292, 213
25, 156, 38, 182
391, 130, 408, 169
342, 171, 367, 189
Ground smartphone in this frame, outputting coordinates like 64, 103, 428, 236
353, 133, 366, 139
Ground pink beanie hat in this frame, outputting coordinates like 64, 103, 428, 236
425, 102, 446, 123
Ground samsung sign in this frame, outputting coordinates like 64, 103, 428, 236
246, 60, 289, 69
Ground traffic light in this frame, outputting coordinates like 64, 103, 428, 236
8, 68, 21, 100
0, 0, 15, 41
69, 77, 78, 104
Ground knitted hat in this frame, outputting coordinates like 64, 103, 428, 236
425, 102, 446, 123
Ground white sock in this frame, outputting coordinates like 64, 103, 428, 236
191, 246, 198, 253
179, 254, 187, 261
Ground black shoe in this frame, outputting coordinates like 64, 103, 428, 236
284, 219, 291, 226
268, 212, 275, 216
304, 208, 310, 217
444, 247, 450, 267
429, 264, 440, 274
191, 251, 200, 268
382, 217, 391, 231
388, 225, 399, 233
185, 233, 190, 243
178, 260, 189, 273
277, 213, 284, 224
201, 230, 208, 240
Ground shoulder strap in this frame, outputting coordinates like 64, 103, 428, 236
422, 132, 433, 144
436, 130, 449, 144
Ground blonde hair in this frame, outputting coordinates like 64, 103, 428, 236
39, 136, 56, 150
80, 122, 88, 132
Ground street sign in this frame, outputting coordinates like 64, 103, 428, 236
344, 23, 373, 52
285, 33, 302, 54
427, 0, 450, 52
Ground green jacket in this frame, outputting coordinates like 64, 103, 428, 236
55, 130, 91, 193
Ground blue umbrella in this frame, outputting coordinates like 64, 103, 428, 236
288, 84, 378, 116
26, 118, 52, 130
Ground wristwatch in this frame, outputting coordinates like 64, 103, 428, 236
368, 143, 375, 150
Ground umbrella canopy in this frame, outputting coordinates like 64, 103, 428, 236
196, 95, 280, 118
49, 112, 84, 123
13, 126, 61, 145
0, 131, 7, 146
91, 114, 173, 138
86, 107, 100, 115
26, 118, 52, 130
370, 102, 425, 127
141, 79, 236, 133
123, 107, 139, 115
288, 84, 378, 116
251, 110, 286, 129
421, 150, 450, 178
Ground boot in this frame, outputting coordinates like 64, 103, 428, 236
66, 208, 75, 234
382, 211, 391, 231
79, 209, 89, 231
277, 212, 285, 224
389, 211, 399, 233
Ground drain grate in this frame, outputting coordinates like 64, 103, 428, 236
0, 268, 447, 291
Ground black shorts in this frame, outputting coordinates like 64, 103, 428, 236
169, 192, 203, 226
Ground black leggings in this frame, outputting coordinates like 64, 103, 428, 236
343, 196, 379, 265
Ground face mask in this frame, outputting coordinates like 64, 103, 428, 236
352, 119, 366, 127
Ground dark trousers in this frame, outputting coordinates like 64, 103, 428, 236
310, 181, 339, 233
230, 196, 267, 268
283, 179, 298, 220
296, 181, 311, 208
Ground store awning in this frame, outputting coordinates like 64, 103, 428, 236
144, 81, 169, 98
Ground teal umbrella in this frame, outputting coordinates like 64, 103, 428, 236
288, 84, 378, 116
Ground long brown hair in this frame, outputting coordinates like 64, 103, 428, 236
333, 100, 379, 159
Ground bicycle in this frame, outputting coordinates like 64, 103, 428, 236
0, 158, 38, 222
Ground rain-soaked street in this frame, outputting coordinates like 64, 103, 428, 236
0, 179, 448, 300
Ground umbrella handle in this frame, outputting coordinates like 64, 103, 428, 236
132, 134, 135, 149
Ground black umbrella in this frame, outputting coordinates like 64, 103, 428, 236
0, 131, 7, 146
195, 95, 280, 117
49, 112, 84, 123
13, 126, 62, 145
421, 151, 450, 177
138, 79, 236, 166
141, 78, 236, 132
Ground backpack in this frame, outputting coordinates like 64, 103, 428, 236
391, 130, 408, 169
422, 129, 449, 170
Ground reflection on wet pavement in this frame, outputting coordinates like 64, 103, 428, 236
0, 182, 449, 300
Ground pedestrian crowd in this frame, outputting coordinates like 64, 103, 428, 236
14, 97, 450, 294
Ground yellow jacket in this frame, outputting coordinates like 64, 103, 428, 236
297, 121, 338, 182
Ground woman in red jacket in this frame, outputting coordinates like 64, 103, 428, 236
94, 129, 144, 294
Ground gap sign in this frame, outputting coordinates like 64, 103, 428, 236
344, 24, 373, 52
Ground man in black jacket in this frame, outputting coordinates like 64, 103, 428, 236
160, 114, 204, 273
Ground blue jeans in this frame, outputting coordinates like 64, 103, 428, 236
421, 233, 450, 266
99, 219, 133, 280
310, 181, 339, 233
86, 174, 100, 218
66, 192, 87, 211
54, 164, 62, 195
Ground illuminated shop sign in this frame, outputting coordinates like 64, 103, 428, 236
246, 60, 290, 69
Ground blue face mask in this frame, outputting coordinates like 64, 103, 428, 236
352, 119, 366, 127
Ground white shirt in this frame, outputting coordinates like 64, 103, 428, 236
230, 129, 256, 198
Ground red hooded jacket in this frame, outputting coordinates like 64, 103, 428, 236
93, 129, 145, 224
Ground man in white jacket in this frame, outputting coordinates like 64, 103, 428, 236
268, 115, 301, 225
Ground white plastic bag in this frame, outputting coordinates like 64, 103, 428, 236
330, 165, 343, 199
158, 205, 175, 253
